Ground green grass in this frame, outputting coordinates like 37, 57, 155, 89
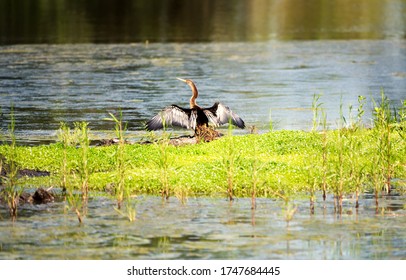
1, 94, 405, 215
1, 127, 404, 201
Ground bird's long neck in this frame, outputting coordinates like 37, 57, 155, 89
189, 82, 199, 109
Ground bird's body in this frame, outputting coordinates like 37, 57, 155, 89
146, 78, 245, 139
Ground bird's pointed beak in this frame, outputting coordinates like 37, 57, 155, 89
176, 77, 187, 83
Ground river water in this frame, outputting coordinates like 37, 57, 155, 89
1, 193, 405, 259
0, 40, 405, 144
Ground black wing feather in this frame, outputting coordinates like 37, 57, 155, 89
203, 102, 245, 129
146, 105, 197, 130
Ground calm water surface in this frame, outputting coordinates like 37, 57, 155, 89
1, 0, 405, 260
0, 193, 405, 259
0, 41, 405, 144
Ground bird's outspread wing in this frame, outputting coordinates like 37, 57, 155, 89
204, 102, 245, 129
146, 105, 197, 130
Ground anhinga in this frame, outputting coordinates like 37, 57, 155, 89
146, 78, 245, 139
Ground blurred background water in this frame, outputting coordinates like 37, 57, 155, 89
1, 0, 405, 43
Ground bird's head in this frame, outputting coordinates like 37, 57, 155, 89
177, 77, 199, 105
176, 77, 195, 87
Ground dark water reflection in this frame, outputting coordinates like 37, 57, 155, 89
0, 41, 405, 144
1, 0, 405, 44
1, 194, 405, 259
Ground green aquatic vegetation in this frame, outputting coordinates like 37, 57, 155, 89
76, 122, 90, 212
156, 134, 171, 200
269, 181, 298, 226
311, 93, 323, 132
305, 134, 321, 214
105, 112, 126, 209
354, 95, 366, 130
105, 111, 136, 221
57, 122, 79, 192
65, 187, 84, 223
337, 97, 367, 209
147, 117, 178, 201
399, 100, 406, 135
173, 183, 190, 205
1, 107, 21, 221
57, 122, 84, 223
2, 127, 405, 201
345, 130, 367, 209
307, 93, 324, 213
349, 96, 367, 208
247, 135, 263, 209
371, 91, 397, 207
329, 99, 350, 214
0, 93, 405, 222
222, 125, 239, 201
146, 129, 176, 200
320, 109, 328, 202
